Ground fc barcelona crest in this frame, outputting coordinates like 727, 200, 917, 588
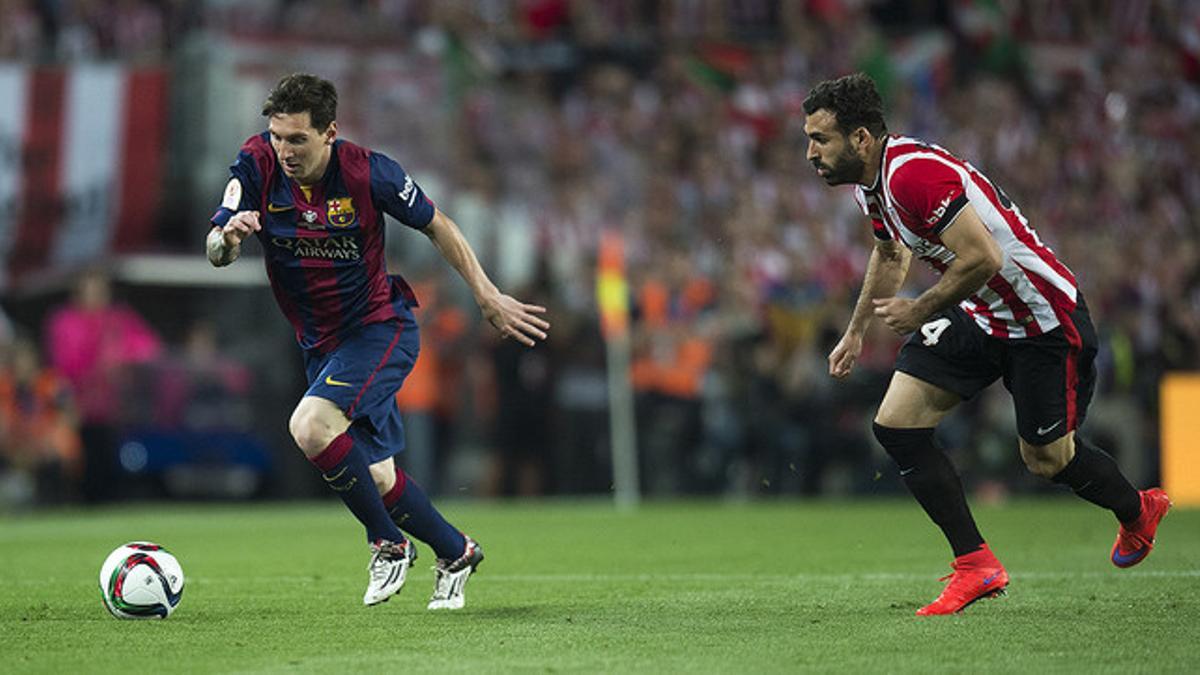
327, 198, 356, 228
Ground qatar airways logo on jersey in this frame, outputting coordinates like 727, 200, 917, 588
271, 236, 361, 260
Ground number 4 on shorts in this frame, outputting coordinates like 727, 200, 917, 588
921, 317, 952, 346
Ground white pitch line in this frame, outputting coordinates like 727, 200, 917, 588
166, 570, 1200, 585
23, 570, 1196, 587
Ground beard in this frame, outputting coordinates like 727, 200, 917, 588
813, 148, 866, 186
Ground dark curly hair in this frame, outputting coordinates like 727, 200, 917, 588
261, 73, 338, 132
802, 73, 887, 138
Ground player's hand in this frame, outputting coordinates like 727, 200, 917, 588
872, 297, 923, 335
828, 331, 864, 379
222, 210, 261, 246
481, 294, 550, 347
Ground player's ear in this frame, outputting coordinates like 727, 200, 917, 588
852, 127, 870, 153
324, 121, 338, 145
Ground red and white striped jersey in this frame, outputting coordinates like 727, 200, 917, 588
853, 135, 1078, 339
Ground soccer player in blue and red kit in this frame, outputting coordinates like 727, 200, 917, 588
206, 73, 549, 608
803, 74, 1171, 615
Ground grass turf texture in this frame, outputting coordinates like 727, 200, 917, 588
1, 499, 1196, 673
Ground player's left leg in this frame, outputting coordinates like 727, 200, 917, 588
1022, 432, 1139, 520
371, 457, 484, 610
1008, 297, 1170, 567
1023, 433, 1170, 567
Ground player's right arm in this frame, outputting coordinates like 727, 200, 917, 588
829, 238, 911, 379
207, 140, 268, 267
206, 211, 261, 267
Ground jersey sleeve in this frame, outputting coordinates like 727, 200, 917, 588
369, 152, 436, 229
854, 187, 891, 241
210, 149, 263, 229
887, 158, 968, 236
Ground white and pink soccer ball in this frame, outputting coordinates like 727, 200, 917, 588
98, 542, 185, 619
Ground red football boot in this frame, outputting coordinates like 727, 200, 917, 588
916, 544, 1009, 616
1111, 488, 1172, 568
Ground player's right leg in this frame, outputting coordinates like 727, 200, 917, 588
883, 309, 1011, 614
875, 373, 977, 558
289, 396, 415, 605
371, 458, 484, 609
875, 372, 1007, 614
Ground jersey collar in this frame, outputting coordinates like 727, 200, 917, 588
862, 135, 889, 193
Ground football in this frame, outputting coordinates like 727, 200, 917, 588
98, 542, 185, 619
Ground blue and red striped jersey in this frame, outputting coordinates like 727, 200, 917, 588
211, 133, 435, 353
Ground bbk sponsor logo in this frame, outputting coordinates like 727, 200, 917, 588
925, 193, 956, 227
398, 176, 416, 207
272, 236, 361, 260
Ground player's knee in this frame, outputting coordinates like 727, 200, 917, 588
1020, 439, 1072, 478
369, 463, 395, 495
288, 407, 336, 456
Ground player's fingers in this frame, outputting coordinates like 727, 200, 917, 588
514, 319, 548, 341
523, 313, 551, 331
522, 303, 548, 314
508, 327, 535, 347
828, 349, 844, 373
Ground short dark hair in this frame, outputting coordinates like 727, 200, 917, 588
802, 73, 887, 138
262, 73, 338, 132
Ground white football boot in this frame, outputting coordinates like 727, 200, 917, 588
363, 538, 417, 606
427, 536, 484, 610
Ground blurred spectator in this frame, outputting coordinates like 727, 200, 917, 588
43, 268, 163, 502
151, 319, 254, 431
0, 0, 40, 59
629, 256, 716, 494
0, 0, 184, 61
395, 275, 471, 490
0, 333, 81, 506
486, 278, 556, 496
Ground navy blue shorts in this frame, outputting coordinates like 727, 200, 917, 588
894, 297, 1098, 446
302, 312, 420, 464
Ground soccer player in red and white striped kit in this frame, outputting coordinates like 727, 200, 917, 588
803, 73, 1171, 615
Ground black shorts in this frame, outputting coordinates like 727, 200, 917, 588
894, 298, 1098, 445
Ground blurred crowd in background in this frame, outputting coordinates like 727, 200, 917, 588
1, 0, 1198, 507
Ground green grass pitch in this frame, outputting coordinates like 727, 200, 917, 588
1, 498, 1196, 673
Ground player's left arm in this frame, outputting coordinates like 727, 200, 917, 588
422, 208, 550, 347
872, 203, 1002, 334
